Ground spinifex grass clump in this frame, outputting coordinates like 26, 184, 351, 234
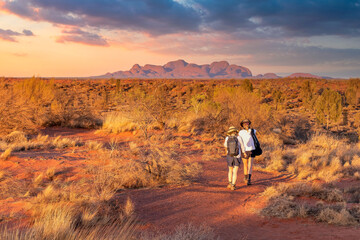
262, 133, 360, 182
260, 182, 360, 226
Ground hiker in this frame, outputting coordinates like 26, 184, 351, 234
238, 119, 258, 185
224, 126, 241, 190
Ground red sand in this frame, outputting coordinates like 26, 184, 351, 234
1, 128, 360, 239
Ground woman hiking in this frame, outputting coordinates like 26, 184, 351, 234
224, 126, 242, 190
238, 119, 258, 185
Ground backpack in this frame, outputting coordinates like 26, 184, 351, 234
227, 136, 240, 157
251, 129, 262, 156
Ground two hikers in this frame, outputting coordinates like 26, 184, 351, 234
224, 119, 260, 189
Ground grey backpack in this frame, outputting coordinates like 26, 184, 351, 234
227, 136, 240, 156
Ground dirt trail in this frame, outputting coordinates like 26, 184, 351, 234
40, 128, 360, 240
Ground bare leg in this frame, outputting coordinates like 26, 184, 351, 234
232, 166, 239, 185
228, 167, 233, 183
242, 158, 249, 175
248, 157, 254, 174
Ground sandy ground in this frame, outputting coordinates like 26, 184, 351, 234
1, 128, 360, 239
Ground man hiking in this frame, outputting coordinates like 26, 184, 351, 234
224, 126, 242, 190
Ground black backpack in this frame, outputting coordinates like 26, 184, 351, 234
227, 136, 240, 157
251, 129, 262, 156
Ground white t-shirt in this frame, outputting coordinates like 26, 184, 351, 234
224, 135, 242, 158
238, 129, 256, 152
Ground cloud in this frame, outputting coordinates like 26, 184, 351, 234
22, 29, 34, 36
196, 0, 360, 38
56, 27, 109, 46
2, 0, 202, 35
120, 31, 360, 76
0, 28, 34, 42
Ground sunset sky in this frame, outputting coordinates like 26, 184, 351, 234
1, 0, 360, 78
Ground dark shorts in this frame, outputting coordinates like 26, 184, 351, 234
242, 150, 256, 158
227, 155, 241, 167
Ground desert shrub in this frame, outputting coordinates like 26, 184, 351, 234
315, 88, 343, 129
241, 79, 253, 92
0, 87, 38, 134
3, 131, 27, 143
317, 207, 357, 226
0, 133, 83, 152
1, 207, 138, 240
300, 80, 317, 110
345, 79, 360, 106
212, 86, 272, 131
261, 182, 344, 202
260, 182, 360, 226
45, 91, 102, 129
142, 223, 219, 240
261, 195, 300, 219
101, 112, 138, 133
272, 89, 285, 110
91, 146, 202, 190
262, 133, 360, 182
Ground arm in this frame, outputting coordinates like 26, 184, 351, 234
224, 136, 228, 155
237, 134, 246, 155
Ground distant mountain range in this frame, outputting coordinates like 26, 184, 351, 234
92, 59, 330, 79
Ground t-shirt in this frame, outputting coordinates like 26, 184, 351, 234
238, 129, 256, 152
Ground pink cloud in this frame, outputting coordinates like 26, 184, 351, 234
56, 27, 109, 46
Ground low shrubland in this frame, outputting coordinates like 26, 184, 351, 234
260, 133, 360, 182
0, 131, 83, 153
0, 128, 203, 239
260, 182, 360, 226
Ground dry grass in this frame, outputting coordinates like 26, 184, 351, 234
89, 146, 202, 191
0, 131, 83, 152
0, 148, 12, 160
85, 140, 104, 150
141, 223, 219, 240
261, 133, 360, 182
101, 112, 138, 133
260, 182, 360, 226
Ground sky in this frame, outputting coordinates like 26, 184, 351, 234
0, 0, 360, 78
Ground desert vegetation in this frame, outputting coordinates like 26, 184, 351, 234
1, 76, 360, 237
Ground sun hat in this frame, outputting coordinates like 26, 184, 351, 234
227, 126, 238, 135
240, 119, 251, 128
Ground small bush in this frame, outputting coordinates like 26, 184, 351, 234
141, 223, 219, 240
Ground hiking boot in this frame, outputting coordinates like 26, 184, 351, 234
244, 174, 248, 184
230, 184, 236, 190
247, 174, 252, 185
227, 182, 232, 189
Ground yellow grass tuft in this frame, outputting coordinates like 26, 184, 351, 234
4, 131, 27, 143
0, 148, 12, 160
124, 197, 134, 217
85, 140, 104, 150
0, 170, 6, 181
101, 112, 138, 133
33, 173, 44, 187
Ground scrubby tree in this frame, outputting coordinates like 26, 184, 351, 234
241, 79, 253, 92
190, 94, 207, 115
115, 79, 121, 95
315, 88, 343, 129
272, 89, 285, 110
300, 80, 316, 110
345, 79, 360, 106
